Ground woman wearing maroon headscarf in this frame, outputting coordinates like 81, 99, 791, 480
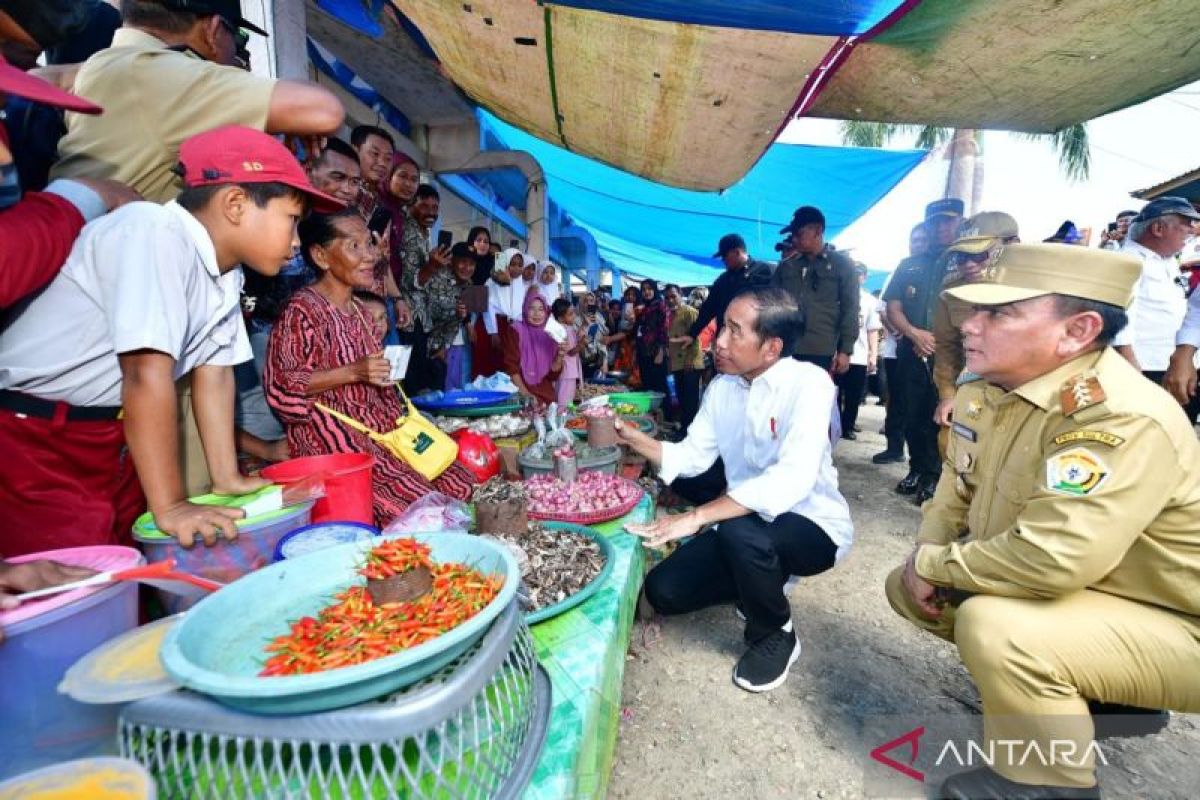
500, 292, 565, 405
377, 151, 421, 292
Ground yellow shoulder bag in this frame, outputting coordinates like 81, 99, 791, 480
315, 384, 458, 482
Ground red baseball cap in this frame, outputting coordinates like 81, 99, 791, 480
177, 125, 344, 213
0, 54, 102, 114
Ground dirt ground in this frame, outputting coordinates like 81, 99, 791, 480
608, 402, 1200, 800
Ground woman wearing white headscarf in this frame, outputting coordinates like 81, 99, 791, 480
483, 248, 528, 355
534, 260, 564, 304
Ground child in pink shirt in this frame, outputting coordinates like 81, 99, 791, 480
551, 299, 582, 407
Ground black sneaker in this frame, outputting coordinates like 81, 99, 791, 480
1088, 700, 1170, 739
732, 622, 801, 693
872, 448, 905, 464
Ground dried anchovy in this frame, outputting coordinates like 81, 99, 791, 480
472, 476, 526, 504
483, 522, 605, 611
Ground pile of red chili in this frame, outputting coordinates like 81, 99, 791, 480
259, 538, 504, 677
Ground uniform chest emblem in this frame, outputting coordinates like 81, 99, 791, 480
965, 400, 983, 420
1046, 447, 1109, 496
906, 285, 918, 298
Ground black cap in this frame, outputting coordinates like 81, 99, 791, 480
1135, 196, 1200, 224
159, 0, 269, 36
450, 242, 475, 260
925, 198, 965, 220
714, 233, 747, 258
779, 205, 825, 234
1116, 209, 1138, 220
0, 0, 92, 48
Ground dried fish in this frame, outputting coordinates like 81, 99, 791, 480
472, 476, 526, 504
480, 522, 606, 612
433, 413, 532, 439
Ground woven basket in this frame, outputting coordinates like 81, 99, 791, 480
527, 487, 644, 524
474, 497, 529, 536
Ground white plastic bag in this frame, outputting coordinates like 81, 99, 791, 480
383, 492, 472, 535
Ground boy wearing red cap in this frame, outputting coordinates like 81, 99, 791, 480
0, 125, 341, 556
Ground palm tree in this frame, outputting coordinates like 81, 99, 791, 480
840, 122, 1090, 215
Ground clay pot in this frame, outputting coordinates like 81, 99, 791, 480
474, 497, 529, 536
587, 415, 619, 448
367, 565, 433, 605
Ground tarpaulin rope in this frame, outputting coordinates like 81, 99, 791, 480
543, 6, 570, 149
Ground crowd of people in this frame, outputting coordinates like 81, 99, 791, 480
2, 3, 1199, 798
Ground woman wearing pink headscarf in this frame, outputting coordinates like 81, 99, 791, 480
500, 292, 565, 405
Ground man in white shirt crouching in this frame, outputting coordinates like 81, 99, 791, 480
621, 288, 853, 693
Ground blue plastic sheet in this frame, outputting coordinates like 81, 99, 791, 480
544, 0, 907, 36
477, 110, 926, 271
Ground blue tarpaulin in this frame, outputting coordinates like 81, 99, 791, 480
475, 110, 926, 283
544, 0, 907, 36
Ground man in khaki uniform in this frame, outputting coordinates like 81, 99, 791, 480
886, 243, 1200, 799
931, 211, 1021, 429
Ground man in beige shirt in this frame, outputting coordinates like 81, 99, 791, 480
52, 0, 343, 203
886, 243, 1200, 799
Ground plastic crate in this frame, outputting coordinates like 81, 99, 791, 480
119, 602, 548, 800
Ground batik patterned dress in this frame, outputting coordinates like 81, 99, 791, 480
265, 287, 474, 525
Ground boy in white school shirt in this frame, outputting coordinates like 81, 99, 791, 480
0, 125, 342, 556
620, 287, 853, 693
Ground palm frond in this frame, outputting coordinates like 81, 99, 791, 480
1020, 123, 1090, 181
913, 126, 954, 150
839, 120, 901, 148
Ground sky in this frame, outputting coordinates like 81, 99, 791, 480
777, 80, 1200, 272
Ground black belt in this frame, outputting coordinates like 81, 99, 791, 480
0, 390, 123, 421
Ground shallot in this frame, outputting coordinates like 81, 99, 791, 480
524, 470, 643, 517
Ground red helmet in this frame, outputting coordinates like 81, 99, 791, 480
452, 430, 501, 482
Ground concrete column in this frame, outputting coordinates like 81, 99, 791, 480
428, 123, 550, 260
242, 0, 309, 80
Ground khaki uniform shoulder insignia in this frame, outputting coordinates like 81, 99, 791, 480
1060, 372, 1107, 418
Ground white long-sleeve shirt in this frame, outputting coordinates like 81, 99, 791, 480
483, 278, 527, 335
658, 358, 854, 558
1113, 239, 1188, 370
1175, 286, 1200, 349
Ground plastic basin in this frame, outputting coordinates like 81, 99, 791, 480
0, 547, 142, 780
0, 757, 155, 799
132, 493, 314, 614
518, 444, 620, 478
262, 453, 375, 525
159, 532, 519, 715
273, 521, 379, 561
605, 391, 656, 413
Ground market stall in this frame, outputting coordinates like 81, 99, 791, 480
0, 388, 661, 800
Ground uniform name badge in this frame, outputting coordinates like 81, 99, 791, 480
1046, 447, 1109, 496
951, 421, 977, 442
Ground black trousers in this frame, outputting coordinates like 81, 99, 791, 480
638, 353, 670, 398
670, 459, 726, 506
644, 512, 838, 643
882, 357, 906, 453
834, 364, 868, 434
793, 353, 833, 371
398, 327, 434, 395
896, 343, 940, 476
672, 369, 701, 432
1143, 369, 1200, 423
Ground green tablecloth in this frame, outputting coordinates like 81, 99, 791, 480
522, 496, 653, 800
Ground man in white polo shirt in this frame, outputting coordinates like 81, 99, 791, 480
619, 287, 853, 693
1113, 196, 1200, 383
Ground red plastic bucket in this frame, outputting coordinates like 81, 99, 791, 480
262, 453, 376, 525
